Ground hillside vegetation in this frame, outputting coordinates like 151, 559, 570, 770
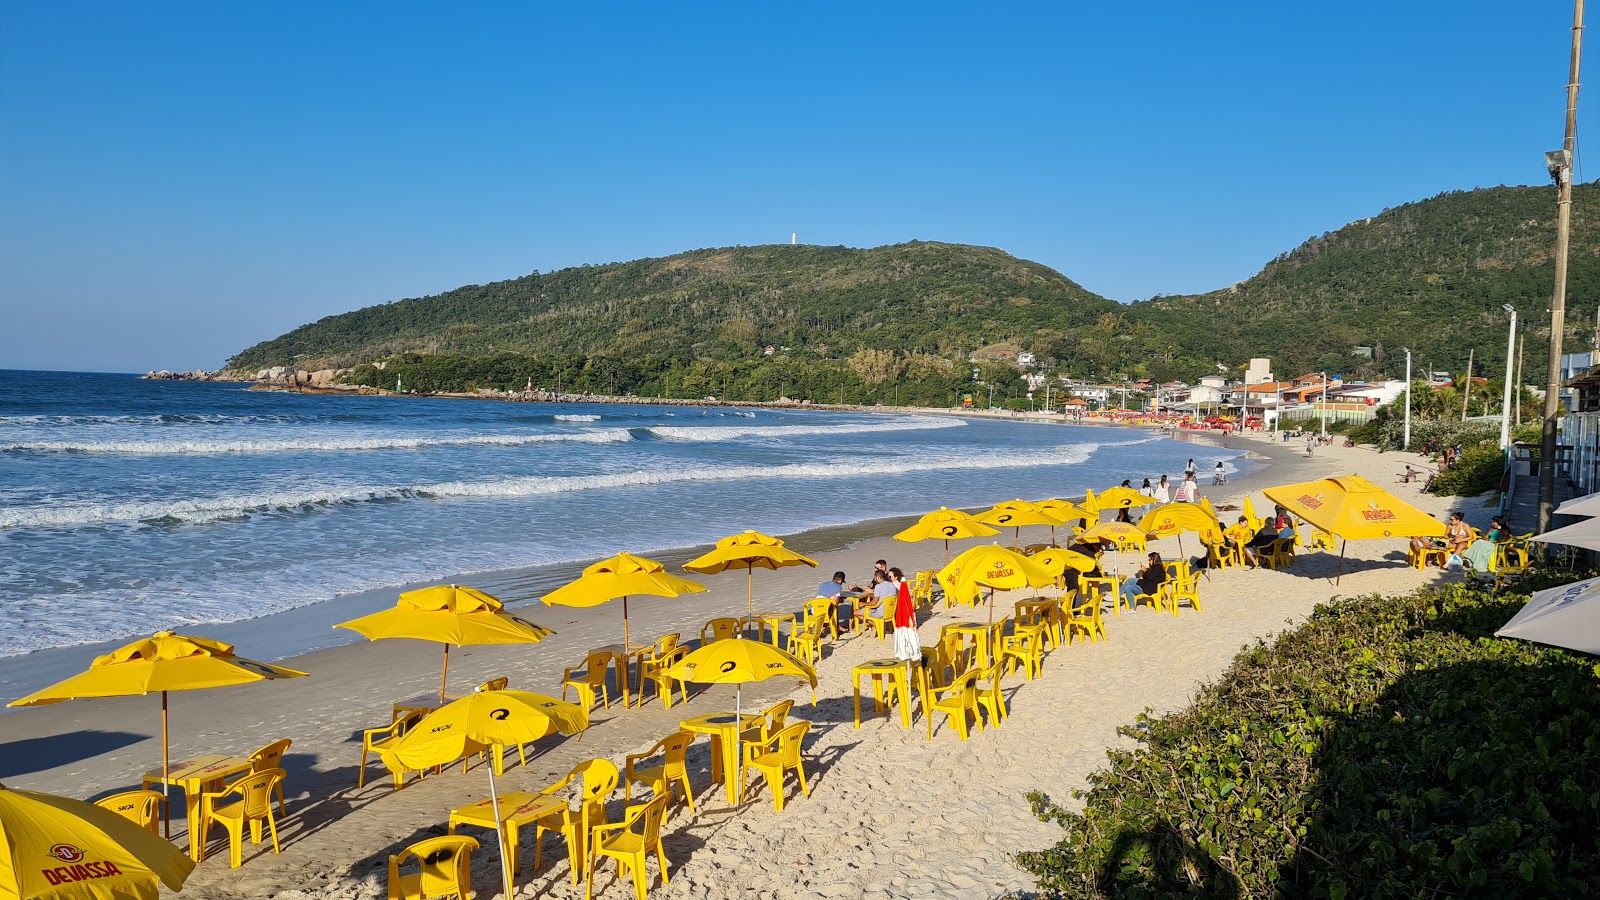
227, 183, 1600, 396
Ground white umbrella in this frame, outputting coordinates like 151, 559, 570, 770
1495, 575, 1600, 655
1531, 517, 1600, 553
1556, 490, 1600, 517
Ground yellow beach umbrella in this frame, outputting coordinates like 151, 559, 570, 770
1034, 498, 1093, 545
388, 690, 588, 900
541, 552, 706, 706
0, 783, 195, 900
335, 584, 553, 702
1027, 547, 1098, 582
684, 532, 818, 633
977, 499, 1068, 548
937, 544, 1055, 623
1078, 521, 1155, 582
666, 640, 818, 784
1094, 486, 1161, 519
893, 507, 1000, 564
1079, 489, 1102, 519
1263, 474, 1446, 583
8, 632, 307, 838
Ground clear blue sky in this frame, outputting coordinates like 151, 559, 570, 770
0, 2, 1587, 373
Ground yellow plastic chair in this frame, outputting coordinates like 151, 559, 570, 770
801, 598, 839, 641
920, 643, 952, 690
911, 570, 936, 610
535, 758, 619, 883
928, 670, 981, 740
1495, 543, 1533, 592
740, 721, 812, 812
1062, 592, 1105, 644
976, 663, 1008, 729
1259, 538, 1295, 570
938, 631, 970, 675
388, 834, 477, 900
624, 731, 697, 814
197, 767, 285, 868
358, 708, 427, 788
700, 617, 740, 645
1205, 541, 1239, 570
1169, 571, 1202, 615
562, 650, 614, 712
999, 626, 1045, 680
235, 738, 292, 815
585, 792, 671, 900
741, 700, 795, 763
862, 595, 896, 640
788, 616, 825, 664
95, 789, 163, 834
637, 636, 688, 709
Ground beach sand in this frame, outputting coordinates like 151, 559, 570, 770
1, 431, 1483, 899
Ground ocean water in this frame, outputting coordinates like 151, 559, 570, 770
0, 371, 1245, 657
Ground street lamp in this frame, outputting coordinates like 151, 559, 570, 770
1500, 305, 1517, 449
1403, 348, 1412, 450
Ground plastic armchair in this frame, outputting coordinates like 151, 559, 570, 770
562, 650, 614, 711
624, 730, 697, 814
584, 792, 671, 900
741, 699, 794, 762
359, 709, 426, 788
1205, 541, 1240, 570
860, 596, 896, 640
928, 669, 981, 740
1169, 571, 1202, 615
787, 616, 824, 664
535, 758, 619, 883
1062, 592, 1105, 644
919, 643, 951, 690
638, 636, 688, 709
95, 789, 163, 834
388, 834, 478, 900
1259, 538, 1295, 570
700, 617, 740, 645
911, 570, 936, 610
198, 767, 285, 868
237, 738, 292, 815
800, 598, 838, 641
740, 721, 812, 812
976, 663, 1008, 729
999, 626, 1045, 680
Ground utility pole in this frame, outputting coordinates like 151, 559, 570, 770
1404, 349, 1413, 450
1501, 306, 1518, 448
1516, 333, 1526, 426
1321, 371, 1329, 438
1462, 348, 1475, 420
1541, 0, 1584, 533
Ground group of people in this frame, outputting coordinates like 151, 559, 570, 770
1109, 458, 1222, 522
1220, 505, 1297, 567
1410, 513, 1509, 570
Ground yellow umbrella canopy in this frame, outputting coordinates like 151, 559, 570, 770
387, 690, 588, 899
977, 499, 1068, 548
937, 544, 1055, 622
1094, 486, 1161, 518
1078, 521, 1153, 549
1263, 474, 1447, 582
335, 584, 553, 702
0, 783, 195, 900
542, 551, 706, 664
7, 632, 307, 838
666, 640, 818, 780
893, 507, 1000, 564
1138, 502, 1223, 544
1027, 547, 1098, 579
683, 531, 818, 628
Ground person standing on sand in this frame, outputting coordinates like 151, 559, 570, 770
1155, 474, 1172, 504
1305, 435, 1315, 457
1174, 473, 1198, 503
1139, 478, 1157, 500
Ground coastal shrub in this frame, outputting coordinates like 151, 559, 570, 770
1425, 442, 1506, 497
1017, 583, 1600, 898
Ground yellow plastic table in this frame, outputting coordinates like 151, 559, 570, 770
680, 711, 761, 803
1014, 598, 1061, 646
391, 692, 462, 723
852, 658, 914, 728
448, 791, 567, 875
752, 612, 795, 647
142, 754, 252, 860
941, 622, 997, 670
1079, 575, 1123, 615
595, 642, 653, 706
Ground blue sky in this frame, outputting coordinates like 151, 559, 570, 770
0, 2, 1587, 372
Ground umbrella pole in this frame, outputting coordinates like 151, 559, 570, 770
487, 764, 513, 900
944, 539, 950, 566
987, 586, 994, 625
1336, 540, 1347, 585
745, 568, 754, 639
734, 685, 743, 806
622, 596, 632, 708
161, 690, 171, 839
440, 645, 450, 703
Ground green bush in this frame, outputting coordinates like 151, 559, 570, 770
1425, 442, 1506, 497
1017, 583, 1600, 898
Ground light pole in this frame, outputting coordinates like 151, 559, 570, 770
1321, 371, 1329, 438
1403, 348, 1413, 450
1500, 305, 1517, 449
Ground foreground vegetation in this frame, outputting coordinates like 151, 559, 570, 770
1018, 578, 1600, 898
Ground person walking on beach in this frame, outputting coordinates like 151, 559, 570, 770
1155, 474, 1172, 504
1184, 459, 1198, 479
1139, 478, 1157, 500
1305, 435, 1315, 457
1174, 473, 1198, 503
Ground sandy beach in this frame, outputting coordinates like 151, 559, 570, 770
0, 429, 1481, 900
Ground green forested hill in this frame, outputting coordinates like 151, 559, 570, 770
227, 184, 1600, 401
227, 242, 1117, 372
1130, 183, 1600, 380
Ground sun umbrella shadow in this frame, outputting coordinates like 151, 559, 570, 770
1, 729, 147, 779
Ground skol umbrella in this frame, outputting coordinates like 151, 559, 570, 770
0, 783, 195, 900
977, 499, 1068, 549
541, 552, 706, 706
665, 640, 817, 795
335, 584, 553, 702
1094, 486, 1160, 520
1033, 498, 1093, 545
893, 507, 1000, 565
936, 544, 1055, 624
388, 690, 588, 900
8, 632, 306, 838
684, 532, 818, 636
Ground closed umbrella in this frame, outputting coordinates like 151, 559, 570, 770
8, 632, 307, 838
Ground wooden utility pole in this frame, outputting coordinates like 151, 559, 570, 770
1517, 332, 1526, 426
1540, 0, 1585, 532
1462, 348, 1474, 420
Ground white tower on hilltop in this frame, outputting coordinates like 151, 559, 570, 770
791, 232, 797, 245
